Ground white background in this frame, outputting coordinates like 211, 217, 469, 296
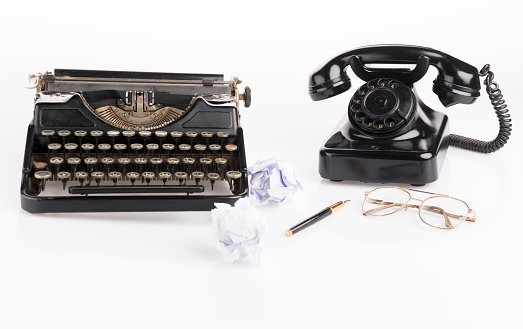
1, 1, 522, 328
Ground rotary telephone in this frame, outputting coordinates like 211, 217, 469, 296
308, 45, 511, 185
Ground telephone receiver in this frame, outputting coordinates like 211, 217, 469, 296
308, 45, 511, 185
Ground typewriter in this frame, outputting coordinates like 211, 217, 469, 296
21, 69, 251, 213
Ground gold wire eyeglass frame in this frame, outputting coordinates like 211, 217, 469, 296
362, 186, 477, 229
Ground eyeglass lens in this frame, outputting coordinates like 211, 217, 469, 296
419, 196, 469, 229
363, 187, 410, 216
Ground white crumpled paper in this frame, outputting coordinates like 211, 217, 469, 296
247, 158, 303, 205
211, 198, 267, 263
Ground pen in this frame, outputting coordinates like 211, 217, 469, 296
285, 200, 350, 237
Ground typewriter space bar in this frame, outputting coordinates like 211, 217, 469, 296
69, 185, 204, 194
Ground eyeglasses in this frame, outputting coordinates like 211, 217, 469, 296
362, 186, 476, 229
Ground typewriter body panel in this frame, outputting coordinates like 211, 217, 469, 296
21, 69, 251, 213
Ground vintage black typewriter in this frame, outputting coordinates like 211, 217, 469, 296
21, 69, 251, 213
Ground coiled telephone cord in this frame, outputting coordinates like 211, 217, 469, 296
449, 64, 511, 153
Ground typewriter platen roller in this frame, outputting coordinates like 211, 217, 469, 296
21, 69, 251, 213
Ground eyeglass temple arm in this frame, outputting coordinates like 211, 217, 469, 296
365, 198, 476, 223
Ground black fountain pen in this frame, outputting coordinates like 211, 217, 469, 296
285, 200, 350, 237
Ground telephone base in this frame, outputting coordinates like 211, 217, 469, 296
319, 110, 449, 185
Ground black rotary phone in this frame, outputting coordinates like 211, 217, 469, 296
308, 45, 511, 185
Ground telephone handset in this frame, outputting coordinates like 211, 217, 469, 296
309, 45, 511, 185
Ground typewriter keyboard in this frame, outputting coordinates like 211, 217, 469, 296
29, 129, 245, 196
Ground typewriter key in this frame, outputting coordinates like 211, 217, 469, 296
201, 131, 213, 138
179, 144, 191, 155
142, 172, 155, 185
146, 143, 159, 156
108, 171, 122, 185
167, 158, 180, 174
192, 171, 204, 185
90, 130, 103, 156
139, 131, 152, 138
91, 171, 105, 186
194, 144, 206, 157
215, 157, 228, 177
57, 171, 71, 190
226, 171, 242, 194
170, 131, 183, 149
33, 161, 48, 171
42, 130, 55, 137
175, 171, 188, 185
81, 143, 95, 157
225, 144, 237, 169
155, 130, 168, 138
134, 157, 147, 174
162, 143, 175, 156
159, 172, 172, 185
34, 170, 52, 191
107, 130, 120, 138
50, 157, 64, 178
58, 130, 71, 157
209, 144, 221, 154
75, 171, 88, 186
84, 157, 98, 175
150, 158, 163, 175
117, 157, 131, 175
114, 143, 127, 157
183, 157, 195, 174
98, 143, 111, 157
64, 143, 78, 157
207, 173, 220, 191
48, 143, 61, 158
101, 157, 115, 175
74, 130, 87, 141
67, 157, 81, 177
122, 130, 136, 138
126, 172, 140, 185
131, 143, 144, 157
200, 158, 212, 174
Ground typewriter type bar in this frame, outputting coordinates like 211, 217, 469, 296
21, 69, 251, 213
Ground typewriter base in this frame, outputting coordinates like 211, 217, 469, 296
319, 111, 449, 186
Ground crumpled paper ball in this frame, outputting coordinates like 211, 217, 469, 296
247, 158, 303, 205
211, 198, 267, 263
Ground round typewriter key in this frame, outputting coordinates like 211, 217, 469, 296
64, 143, 78, 157
139, 131, 152, 138
142, 172, 155, 185
67, 157, 81, 177
217, 132, 229, 138
90, 130, 103, 137
209, 144, 221, 151
122, 130, 136, 138
170, 131, 183, 138
107, 130, 120, 137
108, 171, 122, 185
155, 131, 168, 138
50, 157, 64, 177
199, 158, 212, 175
34, 170, 52, 192
75, 171, 88, 186
201, 132, 213, 138
146, 143, 159, 155
179, 144, 191, 154
167, 158, 180, 174
134, 157, 147, 177
114, 143, 127, 150
192, 171, 204, 185
162, 143, 175, 156
98, 143, 111, 156
102, 157, 115, 175
81, 143, 95, 157
126, 172, 140, 185
48, 143, 62, 157
226, 170, 243, 194
58, 130, 71, 137
74, 130, 87, 137
91, 171, 105, 186
131, 143, 144, 157
117, 157, 131, 175
150, 157, 163, 175
159, 172, 172, 185
33, 161, 48, 171
207, 172, 220, 191
175, 171, 188, 185
42, 130, 55, 136
183, 157, 195, 174
57, 171, 71, 190
225, 144, 238, 152
185, 131, 198, 138
194, 144, 206, 152
84, 157, 98, 176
